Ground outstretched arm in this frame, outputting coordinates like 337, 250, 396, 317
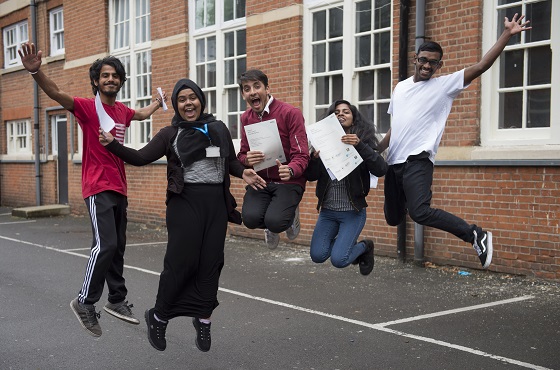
132, 89, 167, 120
18, 42, 74, 111
464, 13, 531, 85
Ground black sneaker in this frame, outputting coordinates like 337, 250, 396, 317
145, 308, 167, 351
70, 298, 102, 337
358, 239, 374, 276
104, 300, 140, 324
192, 318, 211, 352
473, 230, 493, 269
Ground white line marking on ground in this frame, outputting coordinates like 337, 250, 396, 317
127, 241, 167, 246
0, 220, 36, 225
0, 213, 12, 216
0, 234, 551, 370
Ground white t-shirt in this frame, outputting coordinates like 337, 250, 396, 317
386, 69, 468, 165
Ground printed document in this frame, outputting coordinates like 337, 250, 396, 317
245, 119, 286, 171
306, 113, 363, 181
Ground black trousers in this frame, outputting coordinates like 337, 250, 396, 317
383, 157, 478, 243
155, 183, 227, 320
242, 183, 304, 233
79, 191, 128, 305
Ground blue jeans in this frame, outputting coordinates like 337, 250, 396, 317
310, 208, 368, 268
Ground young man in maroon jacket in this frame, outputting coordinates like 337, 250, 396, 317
237, 69, 309, 249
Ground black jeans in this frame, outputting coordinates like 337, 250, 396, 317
383, 155, 477, 243
242, 183, 304, 233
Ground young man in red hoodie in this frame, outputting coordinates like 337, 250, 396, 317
237, 69, 309, 249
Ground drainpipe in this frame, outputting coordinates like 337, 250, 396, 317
396, 0, 411, 261
413, 0, 427, 266
31, 0, 41, 205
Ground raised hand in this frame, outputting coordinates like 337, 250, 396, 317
505, 13, 531, 35
18, 42, 42, 73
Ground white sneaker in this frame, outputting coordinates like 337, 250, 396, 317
285, 207, 300, 240
264, 229, 280, 249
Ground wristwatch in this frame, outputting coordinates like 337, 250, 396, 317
288, 167, 294, 178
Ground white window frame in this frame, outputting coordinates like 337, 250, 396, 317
303, 0, 392, 132
109, 0, 153, 149
50, 114, 67, 157
189, 0, 246, 147
481, 0, 559, 147
3, 21, 28, 68
49, 7, 65, 56
6, 120, 32, 156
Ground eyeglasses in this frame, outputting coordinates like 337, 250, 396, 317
416, 57, 440, 67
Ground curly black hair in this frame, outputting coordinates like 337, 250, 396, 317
89, 56, 127, 96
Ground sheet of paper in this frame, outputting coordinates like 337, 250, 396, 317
157, 87, 168, 111
306, 113, 363, 181
245, 119, 286, 172
95, 92, 115, 132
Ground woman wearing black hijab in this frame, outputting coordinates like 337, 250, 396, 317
99, 79, 265, 352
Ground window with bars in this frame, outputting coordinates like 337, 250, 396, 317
483, 0, 558, 145
3, 21, 28, 68
110, 0, 152, 149
7, 120, 31, 155
305, 0, 392, 133
191, 0, 247, 140
49, 7, 65, 56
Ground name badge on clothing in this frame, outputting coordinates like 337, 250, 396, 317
206, 146, 220, 157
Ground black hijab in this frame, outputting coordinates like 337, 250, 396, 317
170, 78, 230, 167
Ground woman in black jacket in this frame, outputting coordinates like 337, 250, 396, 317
305, 100, 387, 276
99, 79, 264, 352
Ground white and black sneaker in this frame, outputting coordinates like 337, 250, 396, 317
473, 230, 493, 269
104, 300, 140, 324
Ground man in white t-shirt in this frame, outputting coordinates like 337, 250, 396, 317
377, 14, 531, 269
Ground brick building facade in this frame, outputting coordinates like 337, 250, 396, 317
1, 0, 558, 279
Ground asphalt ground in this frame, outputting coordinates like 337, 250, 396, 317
1, 206, 559, 370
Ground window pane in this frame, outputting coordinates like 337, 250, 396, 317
377, 102, 391, 133
329, 7, 343, 38
225, 60, 234, 84
375, 0, 390, 29
499, 92, 522, 129
313, 11, 326, 41
207, 0, 215, 26
224, 0, 234, 21
195, 0, 204, 28
359, 70, 374, 100
237, 29, 246, 55
332, 75, 343, 101
329, 41, 343, 71
197, 65, 206, 87
526, 0, 550, 43
377, 68, 391, 99
208, 36, 216, 60
356, 35, 371, 67
225, 32, 234, 57
316, 108, 328, 120
315, 76, 329, 105
374, 31, 390, 64
500, 49, 523, 88
237, 58, 246, 77
527, 89, 550, 128
313, 44, 326, 73
207, 62, 216, 87
528, 46, 551, 85
228, 114, 239, 139
235, 0, 246, 18
196, 39, 205, 63
208, 90, 216, 113
356, 1, 371, 33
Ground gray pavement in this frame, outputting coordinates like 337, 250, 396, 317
0, 206, 559, 370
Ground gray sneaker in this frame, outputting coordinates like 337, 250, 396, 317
264, 229, 280, 250
70, 298, 102, 337
104, 300, 140, 324
285, 207, 300, 240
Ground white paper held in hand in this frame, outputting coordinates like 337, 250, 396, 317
157, 87, 168, 111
